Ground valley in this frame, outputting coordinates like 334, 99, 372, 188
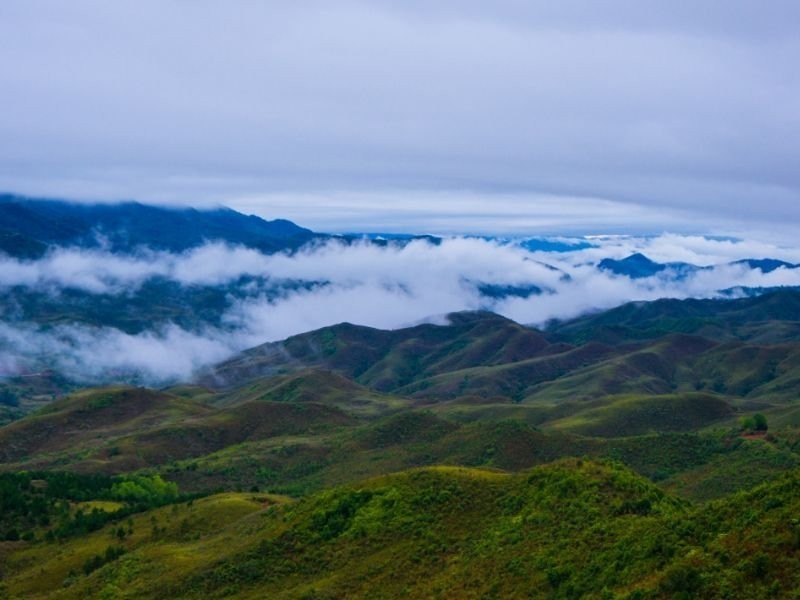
2, 198, 800, 597
3, 287, 800, 597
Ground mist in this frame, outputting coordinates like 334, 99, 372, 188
1, 233, 799, 384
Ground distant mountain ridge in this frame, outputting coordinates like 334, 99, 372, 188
599, 252, 800, 279
0, 193, 320, 256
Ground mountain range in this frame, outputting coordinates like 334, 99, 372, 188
2, 196, 800, 597
3, 288, 800, 596
598, 252, 800, 279
0, 194, 320, 257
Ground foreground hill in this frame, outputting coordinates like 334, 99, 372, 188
4, 460, 800, 598
0, 383, 365, 476
2, 379, 796, 506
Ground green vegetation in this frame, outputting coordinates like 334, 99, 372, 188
2, 290, 800, 596
740, 412, 769, 432
0, 472, 188, 544
4, 461, 800, 598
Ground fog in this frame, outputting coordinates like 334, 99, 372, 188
1, 233, 799, 383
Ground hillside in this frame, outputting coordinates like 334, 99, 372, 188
205, 311, 554, 391
3, 291, 799, 498
4, 460, 800, 598
2, 290, 800, 597
0, 194, 319, 256
549, 288, 800, 345
205, 290, 800, 409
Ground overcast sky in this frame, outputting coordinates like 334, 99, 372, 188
0, 1, 798, 235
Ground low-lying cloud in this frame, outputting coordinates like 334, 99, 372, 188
1, 233, 800, 384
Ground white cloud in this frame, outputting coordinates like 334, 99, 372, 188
1, 234, 799, 383
0, 1, 798, 232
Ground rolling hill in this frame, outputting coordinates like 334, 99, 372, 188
2, 288, 800, 597
203, 290, 800, 411
5, 460, 800, 598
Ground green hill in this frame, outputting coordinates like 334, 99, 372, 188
204, 291, 800, 411
3, 291, 800, 596
548, 392, 735, 437
0, 387, 212, 466
5, 460, 800, 598
549, 288, 800, 345
205, 311, 554, 391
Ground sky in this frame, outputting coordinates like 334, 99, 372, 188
0, 1, 798, 235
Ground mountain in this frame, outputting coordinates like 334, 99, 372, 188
6, 289, 800, 434
3, 288, 800, 597
203, 311, 555, 391
0, 194, 320, 256
200, 289, 800, 409
598, 252, 696, 278
733, 258, 799, 273
549, 287, 800, 344
599, 252, 800, 281
1, 289, 793, 499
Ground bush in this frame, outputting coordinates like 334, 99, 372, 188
740, 414, 768, 432
111, 474, 178, 504
82, 546, 126, 575
753, 413, 768, 432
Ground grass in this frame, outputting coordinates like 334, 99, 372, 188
8, 459, 800, 598
3, 291, 800, 596
4, 491, 287, 598
546, 392, 734, 437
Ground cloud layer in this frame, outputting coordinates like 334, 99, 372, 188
0, 1, 798, 233
2, 234, 800, 383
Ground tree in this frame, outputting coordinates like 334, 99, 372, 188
740, 416, 756, 431
740, 413, 768, 432
753, 413, 768, 432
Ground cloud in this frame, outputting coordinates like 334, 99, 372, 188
0, 1, 798, 233
1, 234, 800, 384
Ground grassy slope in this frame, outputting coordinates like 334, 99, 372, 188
0, 387, 213, 465
548, 288, 800, 345
215, 368, 412, 418
206, 293, 800, 409
6, 460, 800, 599
206, 312, 555, 392
546, 392, 734, 437
2, 492, 288, 599
0, 384, 357, 474
0, 382, 793, 504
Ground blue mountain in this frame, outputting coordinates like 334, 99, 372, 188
599, 253, 799, 280
0, 194, 320, 257
731, 258, 798, 273
597, 253, 696, 279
